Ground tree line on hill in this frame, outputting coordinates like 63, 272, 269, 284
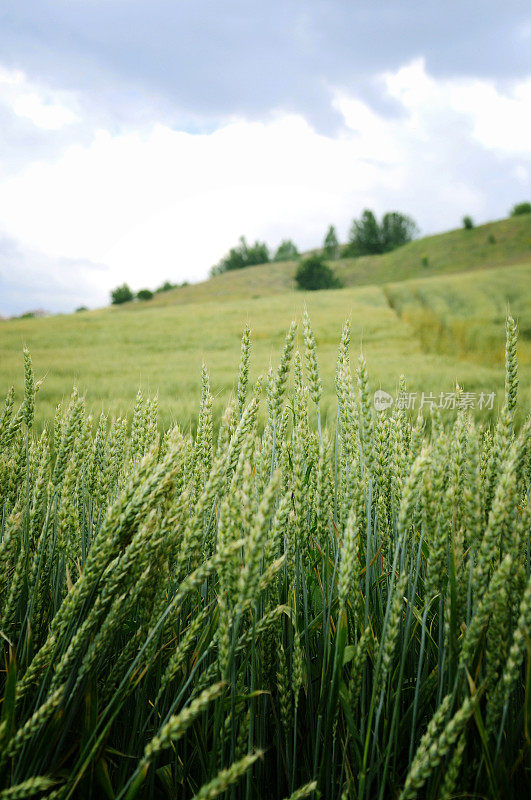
207, 209, 419, 290
109, 200, 531, 302
209, 209, 419, 277
110, 279, 189, 306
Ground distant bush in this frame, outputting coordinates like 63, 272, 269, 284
346, 209, 418, 256
510, 201, 531, 216
18, 309, 49, 319
137, 289, 154, 301
155, 280, 189, 292
462, 216, 474, 230
111, 284, 134, 305
155, 280, 177, 293
323, 225, 339, 259
210, 236, 270, 276
75, 306, 88, 313
488, 234, 496, 245
273, 239, 299, 261
295, 255, 341, 291
421, 254, 429, 268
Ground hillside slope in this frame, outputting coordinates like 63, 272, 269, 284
385, 262, 531, 362
139, 214, 531, 309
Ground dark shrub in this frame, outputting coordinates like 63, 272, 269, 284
295, 256, 341, 291
510, 201, 531, 216
136, 289, 154, 301
111, 284, 134, 305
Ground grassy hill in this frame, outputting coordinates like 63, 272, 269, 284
141, 214, 531, 307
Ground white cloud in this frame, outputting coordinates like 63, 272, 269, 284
0, 115, 402, 301
0, 58, 530, 314
0, 66, 79, 130
380, 58, 531, 156
12, 93, 79, 130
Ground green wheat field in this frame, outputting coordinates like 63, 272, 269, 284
0, 216, 531, 799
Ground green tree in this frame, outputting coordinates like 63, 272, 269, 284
136, 289, 154, 301
323, 225, 339, 259
210, 236, 270, 276
348, 209, 382, 255
381, 212, 419, 250
273, 239, 299, 261
347, 209, 418, 255
510, 201, 531, 216
295, 255, 341, 291
111, 284, 133, 305
155, 280, 177, 293
462, 215, 474, 230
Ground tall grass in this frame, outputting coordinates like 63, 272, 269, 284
0, 316, 529, 799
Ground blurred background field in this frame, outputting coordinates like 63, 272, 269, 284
1, 233, 529, 431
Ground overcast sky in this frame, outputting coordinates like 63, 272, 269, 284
1, 1, 530, 315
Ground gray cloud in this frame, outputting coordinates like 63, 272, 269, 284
1, 1, 530, 132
